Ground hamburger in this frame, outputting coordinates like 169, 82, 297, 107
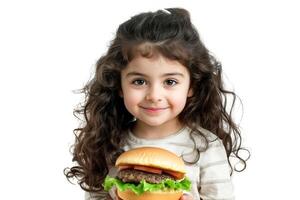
103, 147, 191, 200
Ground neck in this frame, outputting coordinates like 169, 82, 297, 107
131, 119, 184, 139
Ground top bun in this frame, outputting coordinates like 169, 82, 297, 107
116, 147, 186, 174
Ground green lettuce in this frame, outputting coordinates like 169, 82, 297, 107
103, 176, 191, 195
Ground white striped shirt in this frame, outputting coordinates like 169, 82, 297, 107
85, 126, 234, 200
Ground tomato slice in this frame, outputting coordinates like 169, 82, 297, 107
164, 169, 184, 180
118, 165, 133, 170
133, 165, 162, 174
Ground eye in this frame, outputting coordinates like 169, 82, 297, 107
165, 79, 178, 86
132, 79, 146, 85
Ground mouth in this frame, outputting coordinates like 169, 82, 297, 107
140, 106, 168, 113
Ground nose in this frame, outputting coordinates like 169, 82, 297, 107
145, 84, 163, 102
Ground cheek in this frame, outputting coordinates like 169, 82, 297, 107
122, 90, 143, 109
169, 93, 188, 109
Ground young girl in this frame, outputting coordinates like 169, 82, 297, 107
65, 8, 248, 200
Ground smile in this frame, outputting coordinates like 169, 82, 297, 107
140, 107, 168, 113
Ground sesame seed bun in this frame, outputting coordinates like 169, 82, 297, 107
116, 147, 186, 174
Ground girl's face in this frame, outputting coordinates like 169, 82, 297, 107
120, 54, 193, 130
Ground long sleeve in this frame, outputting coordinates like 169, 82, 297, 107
199, 138, 235, 200
85, 191, 109, 200
85, 189, 117, 200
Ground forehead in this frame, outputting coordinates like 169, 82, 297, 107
123, 54, 189, 76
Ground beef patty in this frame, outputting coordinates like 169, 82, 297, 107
117, 169, 175, 184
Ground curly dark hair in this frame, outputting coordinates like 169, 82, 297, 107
64, 7, 249, 193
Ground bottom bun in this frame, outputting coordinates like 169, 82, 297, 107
117, 189, 183, 200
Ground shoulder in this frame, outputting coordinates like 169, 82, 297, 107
187, 126, 223, 149
192, 127, 228, 167
197, 126, 219, 142
187, 126, 228, 163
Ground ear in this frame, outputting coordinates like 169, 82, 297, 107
187, 88, 193, 97
119, 90, 123, 98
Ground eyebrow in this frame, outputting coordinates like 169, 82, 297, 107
125, 72, 184, 78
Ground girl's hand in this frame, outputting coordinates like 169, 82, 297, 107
114, 195, 121, 200
180, 193, 194, 200
113, 188, 122, 200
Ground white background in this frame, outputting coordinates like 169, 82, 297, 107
0, 0, 299, 199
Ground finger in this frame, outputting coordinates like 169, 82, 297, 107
114, 190, 122, 200
180, 194, 193, 200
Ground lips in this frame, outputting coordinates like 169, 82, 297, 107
140, 106, 168, 113
141, 107, 167, 111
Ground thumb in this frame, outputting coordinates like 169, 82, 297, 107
180, 193, 193, 200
